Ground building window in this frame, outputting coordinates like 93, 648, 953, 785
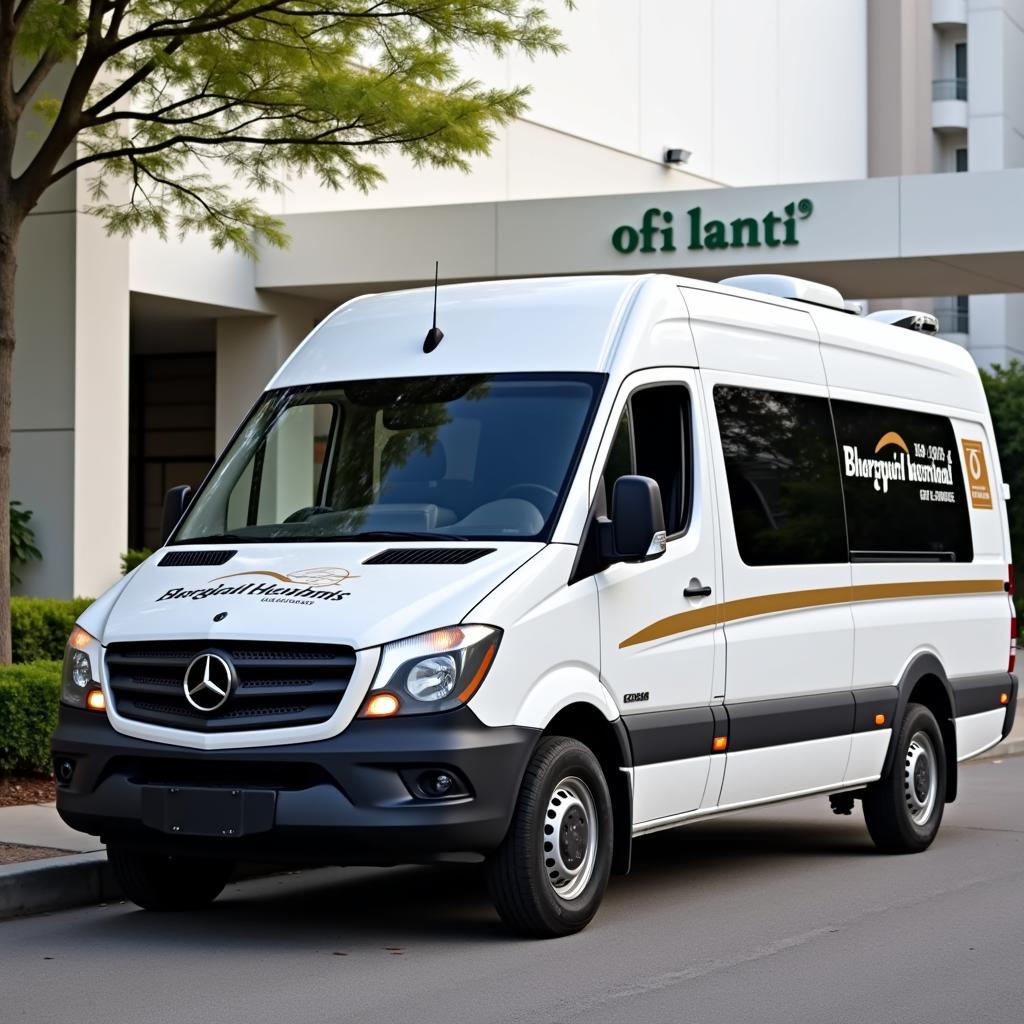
713, 386, 847, 566
955, 42, 967, 99
955, 147, 968, 173
128, 353, 215, 551
933, 43, 968, 101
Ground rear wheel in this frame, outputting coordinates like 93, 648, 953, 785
485, 736, 613, 938
863, 702, 946, 853
108, 845, 233, 911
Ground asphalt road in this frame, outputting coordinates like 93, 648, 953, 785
3, 754, 1024, 1024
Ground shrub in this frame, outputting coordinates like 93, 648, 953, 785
121, 549, 153, 575
10, 500, 42, 584
11, 597, 94, 664
0, 661, 62, 774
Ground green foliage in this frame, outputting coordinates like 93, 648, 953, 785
121, 549, 153, 575
980, 362, 1024, 617
12, 1, 573, 254
11, 597, 94, 664
10, 501, 42, 585
0, 661, 62, 774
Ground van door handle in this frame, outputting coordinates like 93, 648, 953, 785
684, 581, 712, 599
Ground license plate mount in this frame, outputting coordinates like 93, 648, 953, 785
141, 786, 276, 838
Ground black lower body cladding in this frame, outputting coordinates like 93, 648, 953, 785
52, 705, 538, 866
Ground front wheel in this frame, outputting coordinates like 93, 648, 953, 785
108, 845, 233, 911
863, 702, 946, 853
485, 736, 613, 938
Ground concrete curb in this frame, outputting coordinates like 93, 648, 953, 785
0, 851, 120, 921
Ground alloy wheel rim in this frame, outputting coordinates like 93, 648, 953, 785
904, 730, 938, 826
541, 776, 598, 901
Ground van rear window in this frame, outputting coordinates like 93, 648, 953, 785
714, 386, 847, 565
831, 400, 973, 562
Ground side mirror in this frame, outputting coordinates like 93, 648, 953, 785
600, 475, 667, 564
161, 485, 192, 544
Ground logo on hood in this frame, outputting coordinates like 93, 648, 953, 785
156, 566, 357, 607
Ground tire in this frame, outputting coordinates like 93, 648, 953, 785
485, 736, 613, 938
863, 702, 947, 854
108, 845, 233, 911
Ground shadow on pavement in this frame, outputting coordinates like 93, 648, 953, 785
51, 805, 877, 948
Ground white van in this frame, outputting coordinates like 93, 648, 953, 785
53, 274, 1017, 937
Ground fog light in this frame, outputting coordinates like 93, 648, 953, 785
422, 771, 454, 796
86, 689, 106, 712
54, 758, 75, 785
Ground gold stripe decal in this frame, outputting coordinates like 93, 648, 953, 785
619, 578, 1006, 649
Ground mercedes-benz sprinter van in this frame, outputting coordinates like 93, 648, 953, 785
53, 274, 1017, 937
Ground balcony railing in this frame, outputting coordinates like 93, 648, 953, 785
933, 77, 967, 101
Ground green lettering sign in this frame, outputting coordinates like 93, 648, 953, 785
612, 198, 814, 257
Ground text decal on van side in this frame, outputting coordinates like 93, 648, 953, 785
961, 440, 993, 509
842, 432, 956, 503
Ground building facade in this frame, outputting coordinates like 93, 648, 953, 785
11, 0, 1024, 599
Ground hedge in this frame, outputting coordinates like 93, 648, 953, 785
12, 596, 94, 663
0, 660, 61, 774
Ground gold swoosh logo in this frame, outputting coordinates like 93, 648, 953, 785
620, 578, 1005, 648
874, 431, 910, 454
212, 567, 359, 586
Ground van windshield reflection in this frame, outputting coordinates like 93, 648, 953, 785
173, 373, 602, 544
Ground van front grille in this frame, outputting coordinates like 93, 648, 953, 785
106, 639, 356, 733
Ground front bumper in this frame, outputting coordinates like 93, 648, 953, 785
52, 706, 538, 866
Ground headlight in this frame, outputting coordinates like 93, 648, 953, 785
360, 625, 501, 717
61, 626, 104, 710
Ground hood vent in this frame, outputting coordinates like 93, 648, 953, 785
158, 549, 237, 567
363, 547, 495, 565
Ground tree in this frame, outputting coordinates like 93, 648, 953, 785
980, 361, 1024, 616
0, 0, 570, 661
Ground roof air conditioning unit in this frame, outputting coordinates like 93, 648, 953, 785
865, 310, 939, 334
719, 274, 849, 314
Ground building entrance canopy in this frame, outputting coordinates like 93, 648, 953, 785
250, 168, 1024, 304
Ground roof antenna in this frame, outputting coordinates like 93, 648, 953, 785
423, 261, 444, 353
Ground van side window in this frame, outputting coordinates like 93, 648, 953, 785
600, 386, 691, 537
714, 385, 847, 565
831, 400, 973, 562
633, 386, 690, 535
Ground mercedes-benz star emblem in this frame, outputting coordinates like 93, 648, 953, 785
183, 652, 235, 713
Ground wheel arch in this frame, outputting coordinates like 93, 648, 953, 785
541, 702, 634, 876
886, 653, 958, 803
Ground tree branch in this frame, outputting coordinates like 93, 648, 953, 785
51, 117, 452, 184
12, 47, 60, 114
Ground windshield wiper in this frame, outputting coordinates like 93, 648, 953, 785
342, 530, 472, 542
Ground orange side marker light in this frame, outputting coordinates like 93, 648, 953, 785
1000, 692, 1010, 705
874, 713, 886, 726
86, 689, 106, 712
712, 735, 728, 752
456, 642, 498, 703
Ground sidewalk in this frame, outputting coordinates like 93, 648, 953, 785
0, 802, 103, 856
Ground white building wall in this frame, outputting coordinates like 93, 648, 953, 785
964, 0, 1024, 365
255, 0, 869, 219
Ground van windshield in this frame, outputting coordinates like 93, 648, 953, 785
173, 373, 603, 544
